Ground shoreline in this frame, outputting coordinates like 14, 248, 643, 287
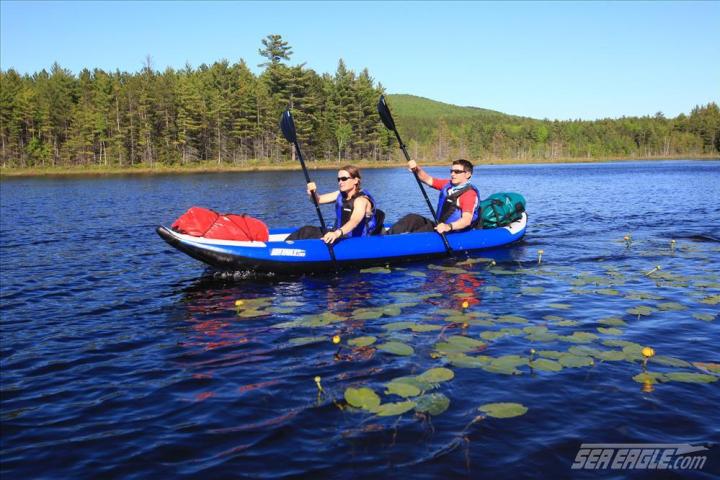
1, 154, 718, 178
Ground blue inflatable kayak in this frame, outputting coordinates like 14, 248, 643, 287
157, 213, 527, 273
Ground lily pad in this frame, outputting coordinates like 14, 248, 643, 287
446, 335, 487, 350
446, 352, 492, 368
407, 271, 427, 277
530, 358, 563, 372
268, 307, 296, 314
699, 295, 720, 305
663, 372, 718, 383
548, 303, 572, 310
625, 292, 663, 301
482, 364, 522, 375
481, 330, 510, 341
597, 327, 623, 335
378, 341, 414, 356
352, 309, 384, 320
348, 336, 377, 347
384, 321, 416, 331
522, 287, 545, 295
633, 372, 665, 384
559, 354, 594, 368
385, 381, 421, 398
381, 306, 403, 317
345, 387, 381, 410
622, 344, 645, 361
537, 350, 565, 360
561, 332, 599, 344
280, 300, 305, 307
543, 315, 566, 322
650, 356, 692, 368
627, 306, 655, 316
603, 339, 640, 348
484, 286, 502, 293
412, 324, 443, 332
657, 302, 687, 311
596, 289, 621, 296
416, 367, 455, 384
693, 362, 720, 374
478, 402, 528, 418
414, 393, 450, 415
497, 315, 529, 324
289, 336, 326, 346
238, 309, 269, 318
524, 326, 549, 335
375, 401, 416, 416
598, 317, 627, 326
692, 313, 716, 322
595, 349, 627, 361
492, 355, 529, 369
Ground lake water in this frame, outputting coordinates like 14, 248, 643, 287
1, 160, 719, 478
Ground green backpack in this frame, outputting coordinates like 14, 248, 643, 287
476, 192, 526, 228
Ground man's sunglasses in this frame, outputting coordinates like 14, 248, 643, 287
450, 169, 467, 174
337, 176, 352, 182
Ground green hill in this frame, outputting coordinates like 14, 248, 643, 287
385, 94, 514, 120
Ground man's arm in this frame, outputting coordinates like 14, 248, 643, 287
407, 160, 434, 187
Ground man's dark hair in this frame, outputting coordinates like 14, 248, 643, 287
453, 159, 474, 174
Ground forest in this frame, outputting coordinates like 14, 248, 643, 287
1, 35, 718, 170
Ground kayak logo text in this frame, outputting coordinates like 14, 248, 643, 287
571, 444, 709, 471
270, 248, 306, 257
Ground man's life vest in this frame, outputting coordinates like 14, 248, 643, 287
436, 183, 481, 227
334, 190, 379, 237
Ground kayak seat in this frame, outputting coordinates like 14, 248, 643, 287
372, 209, 386, 235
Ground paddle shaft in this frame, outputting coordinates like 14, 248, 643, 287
291, 139, 338, 266
389, 127, 453, 255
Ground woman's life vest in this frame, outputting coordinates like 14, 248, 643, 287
334, 189, 379, 237
436, 183, 481, 227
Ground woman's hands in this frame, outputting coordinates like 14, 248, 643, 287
322, 229, 343, 244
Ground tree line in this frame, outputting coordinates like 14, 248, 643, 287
1, 35, 718, 169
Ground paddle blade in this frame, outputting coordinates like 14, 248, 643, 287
377, 95, 396, 131
280, 109, 297, 143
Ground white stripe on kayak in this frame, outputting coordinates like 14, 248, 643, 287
167, 229, 267, 248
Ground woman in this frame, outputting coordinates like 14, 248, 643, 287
287, 165, 382, 244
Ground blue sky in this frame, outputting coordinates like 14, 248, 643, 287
1, 1, 718, 120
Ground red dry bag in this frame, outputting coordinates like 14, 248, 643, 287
171, 207, 269, 242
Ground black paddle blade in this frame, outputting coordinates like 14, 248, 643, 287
377, 95, 396, 131
280, 109, 297, 143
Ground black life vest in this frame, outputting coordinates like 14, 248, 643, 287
334, 190, 379, 237
436, 183, 480, 226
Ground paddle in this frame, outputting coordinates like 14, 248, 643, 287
280, 109, 338, 268
377, 95, 452, 254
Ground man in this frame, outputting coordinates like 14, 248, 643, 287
388, 158, 480, 234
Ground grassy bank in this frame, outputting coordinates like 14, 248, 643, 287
1, 154, 717, 178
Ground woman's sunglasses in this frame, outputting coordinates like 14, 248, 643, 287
337, 176, 352, 182
450, 169, 466, 174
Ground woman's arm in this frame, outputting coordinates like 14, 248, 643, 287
307, 182, 339, 204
